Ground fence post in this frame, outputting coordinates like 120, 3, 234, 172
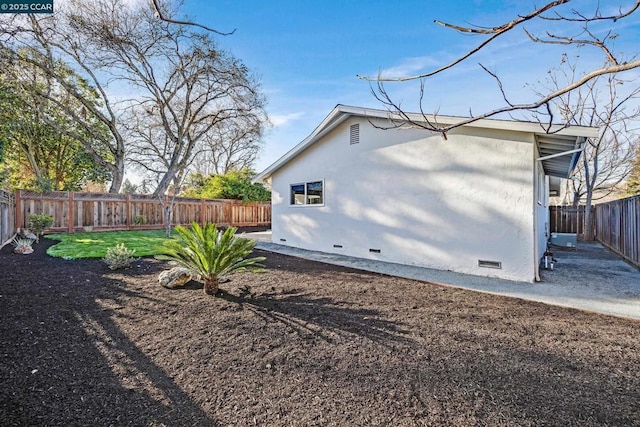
68, 191, 74, 233
15, 190, 22, 231
200, 199, 205, 228
126, 193, 132, 230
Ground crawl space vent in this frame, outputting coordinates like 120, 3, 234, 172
349, 124, 360, 145
478, 260, 502, 269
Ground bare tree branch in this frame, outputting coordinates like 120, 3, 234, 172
371, 58, 640, 134
151, 0, 236, 36
357, 0, 570, 82
360, 0, 640, 138
523, 27, 619, 65
541, 0, 640, 22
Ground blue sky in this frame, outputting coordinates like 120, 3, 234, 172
179, 1, 640, 172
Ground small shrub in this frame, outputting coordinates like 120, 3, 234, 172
18, 228, 37, 240
28, 214, 54, 239
103, 243, 137, 270
133, 214, 147, 225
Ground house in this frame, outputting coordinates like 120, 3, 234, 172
253, 105, 599, 282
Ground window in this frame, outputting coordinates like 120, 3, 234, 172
290, 184, 305, 205
306, 181, 323, 204
290, 181, 323, 205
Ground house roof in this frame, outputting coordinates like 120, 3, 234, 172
253, 104, 599, 182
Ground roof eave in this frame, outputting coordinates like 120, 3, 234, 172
253, 104, 599, 183
253, 105, 352, 183
536, 135, 589, 179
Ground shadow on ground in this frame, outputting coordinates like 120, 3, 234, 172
0, 240, 216, 426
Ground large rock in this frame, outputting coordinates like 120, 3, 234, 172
14, 245, 34, 255
158, 267, 193, 288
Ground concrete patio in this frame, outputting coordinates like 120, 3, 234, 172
243, 231, 640, 320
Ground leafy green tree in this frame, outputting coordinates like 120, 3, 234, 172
157, 222, 265, 295
0, 50, 112, 191
120, 179, 138, 194
183, 169, 270, 202
626, 144, 640, 196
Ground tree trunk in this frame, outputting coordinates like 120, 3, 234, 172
108, 171, 124, 194
108, 156, 125, 194
203, 277, 219, 295
163, 203, 172, 238
583, 197, 595, 241
584, 210, 595, 241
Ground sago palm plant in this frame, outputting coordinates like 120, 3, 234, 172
157, 222, 265, 295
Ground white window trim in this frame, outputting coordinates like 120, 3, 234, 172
289, 179, 325, 207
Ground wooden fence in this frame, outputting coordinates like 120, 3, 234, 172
595, 195, 640, 268
15, 190, 271, 233
0, 190, 16, 247
549, 205, 595, 240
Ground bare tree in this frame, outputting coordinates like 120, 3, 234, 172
62, 0, 266, 198
359, 1, 640, 135
539, 62, 640, 239
191, 114, 266, 176
0, 0, 250, 193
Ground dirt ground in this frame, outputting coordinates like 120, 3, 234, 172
1, 236, 639, 426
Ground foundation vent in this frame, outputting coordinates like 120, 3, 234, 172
279, 238, 287, 242
333, 244, 343, 248
478, 260, 502, 269
350, 124, 360, 145
369, 248, 381, 254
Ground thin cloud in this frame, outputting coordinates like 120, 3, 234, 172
377, 56, 441, 79
270, 111, 305, 127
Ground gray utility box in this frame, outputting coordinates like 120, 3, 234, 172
550, 232, 577, 248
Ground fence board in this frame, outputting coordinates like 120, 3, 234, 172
0, 190, 16, 247
16, 190, 271, 233
549, 205, 595, 240
595, 195, 640, 269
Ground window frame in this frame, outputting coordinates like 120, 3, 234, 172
289, 180, 324, 207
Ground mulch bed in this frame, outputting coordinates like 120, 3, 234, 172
1, 236, 639, 426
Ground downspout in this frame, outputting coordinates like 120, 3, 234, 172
533, 171, 541, 282
533, 140, 541, 282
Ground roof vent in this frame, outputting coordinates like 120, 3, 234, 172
350, 124, 359, 145
478, 260, 502, 269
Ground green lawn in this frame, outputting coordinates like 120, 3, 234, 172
45, 230, 173, 259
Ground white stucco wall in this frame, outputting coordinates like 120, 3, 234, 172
270, 117, 537, 282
